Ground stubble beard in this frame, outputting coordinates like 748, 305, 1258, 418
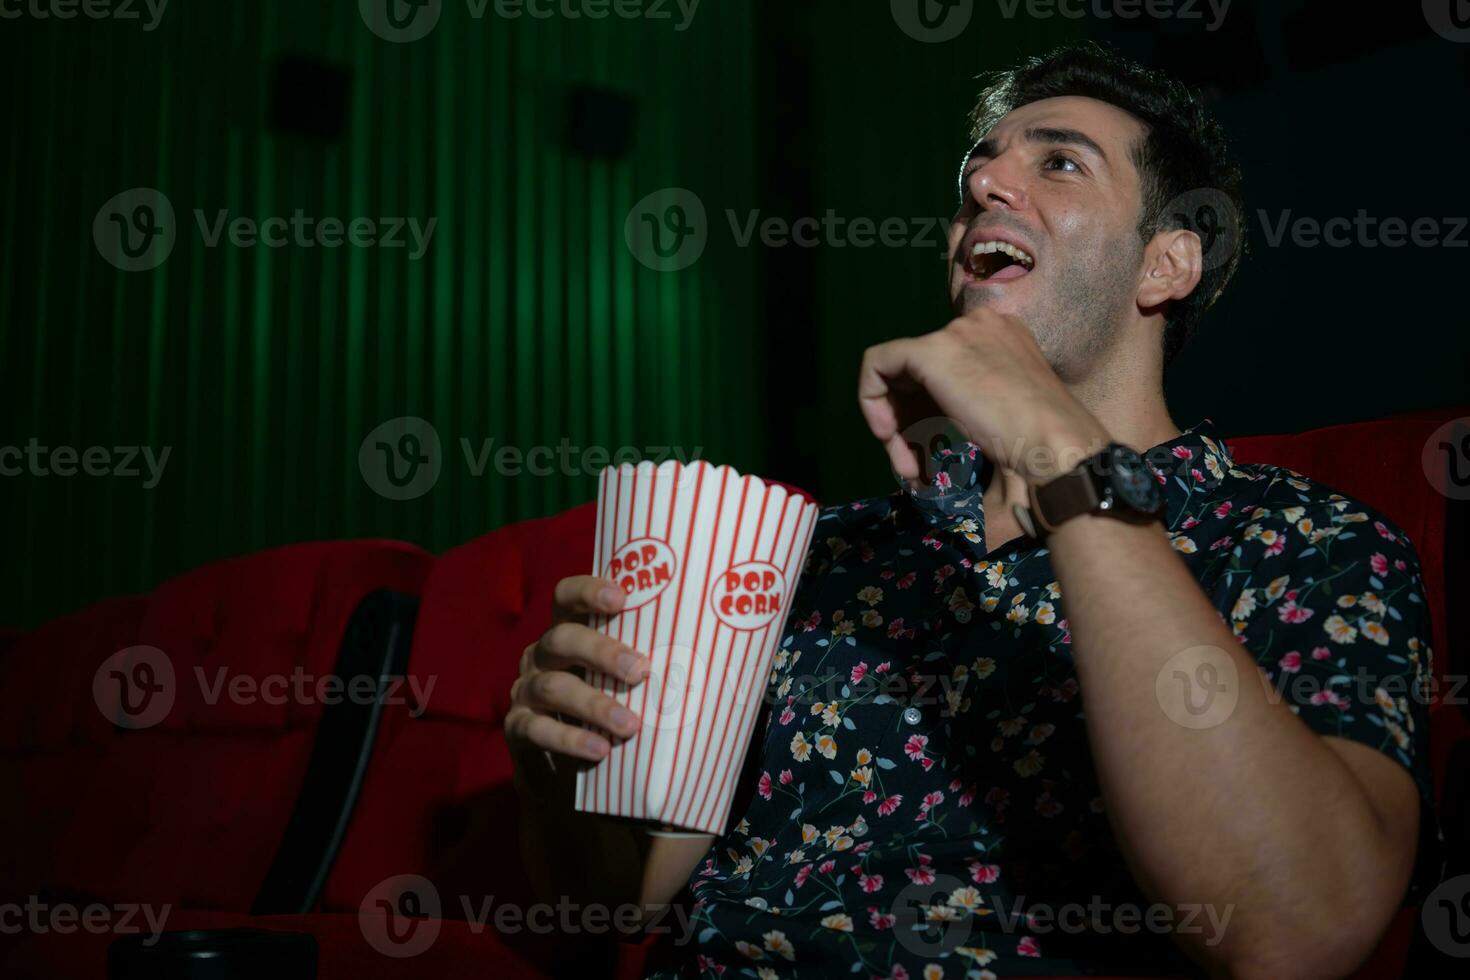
959, 234, 1143, 384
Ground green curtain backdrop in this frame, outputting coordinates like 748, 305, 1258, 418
0, 2, 760, 629
12, 4, 1456, 633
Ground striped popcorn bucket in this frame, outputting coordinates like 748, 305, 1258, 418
575, 459, 821, 835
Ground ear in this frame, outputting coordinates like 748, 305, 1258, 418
1137, 227, 1202, 311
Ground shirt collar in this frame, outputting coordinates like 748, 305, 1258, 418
1145, 419, 1236, 529
899, 419, 1235, 554
904, 441, 987, 531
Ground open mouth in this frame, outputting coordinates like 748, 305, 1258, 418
966, 240, 1035, 283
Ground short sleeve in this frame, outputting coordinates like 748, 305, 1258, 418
1220, 483, 1445, 906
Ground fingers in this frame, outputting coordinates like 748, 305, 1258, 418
857, 340, 906, 443
860, 339, 946, 484
507, 669, 643, 760
505, 706, 613, 761
859, 339, 942, 442
551, 575, 626, 624
507, 577, 647, 765
531, 623, 650, 683
521, 670, 641, 736
885, 434, 922, 485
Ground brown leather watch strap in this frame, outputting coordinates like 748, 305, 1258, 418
1029, 468, 1100, 535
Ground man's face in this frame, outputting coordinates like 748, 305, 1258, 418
947, 95, 1149, 381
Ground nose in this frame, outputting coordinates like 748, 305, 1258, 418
965, 154, 1028, 213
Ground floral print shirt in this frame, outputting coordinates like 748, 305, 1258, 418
654, 421, 1443, 979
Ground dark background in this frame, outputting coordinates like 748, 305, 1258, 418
1, 0, 1466, 629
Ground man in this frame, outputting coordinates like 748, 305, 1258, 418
508, 44, 1443, 978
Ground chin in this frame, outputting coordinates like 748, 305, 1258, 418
955, 287, 1019, 318
950, 268, 1038, 318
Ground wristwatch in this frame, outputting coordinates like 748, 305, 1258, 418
1023, 443, 1165, 537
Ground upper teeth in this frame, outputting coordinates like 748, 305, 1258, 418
970, 240, 1034, 268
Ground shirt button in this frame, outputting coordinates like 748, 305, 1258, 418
902, 706, 922, 726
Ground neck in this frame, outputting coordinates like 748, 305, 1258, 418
984, 360, 1179, 529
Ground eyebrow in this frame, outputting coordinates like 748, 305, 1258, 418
964, 126, 1110, 171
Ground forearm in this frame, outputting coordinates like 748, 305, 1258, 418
1046, 514, 1397, 976
511, 743, 710, 914
511, 743, 648, 911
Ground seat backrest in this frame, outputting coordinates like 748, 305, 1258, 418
250, 589, 422, 914
1225, 410, 1468, 784
321, 504, 598, 967
1227, 408, 1469, 979
4, 540, 431, 914
0, 595, 148, 906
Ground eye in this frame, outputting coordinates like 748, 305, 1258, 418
1043, 153, 1081, 174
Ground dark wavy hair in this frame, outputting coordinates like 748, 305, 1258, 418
969, 43, 1245, 367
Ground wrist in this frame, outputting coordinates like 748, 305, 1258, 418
1025, 440, 1167, 537
1030, 416, 1110, 485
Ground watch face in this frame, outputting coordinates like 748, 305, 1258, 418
1108, 446, 1164, 514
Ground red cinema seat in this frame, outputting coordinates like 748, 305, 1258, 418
1228, 408, 1469, 979
1, 539, 432, 978
0, 596, 148, 916
320, 503, 601, 972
